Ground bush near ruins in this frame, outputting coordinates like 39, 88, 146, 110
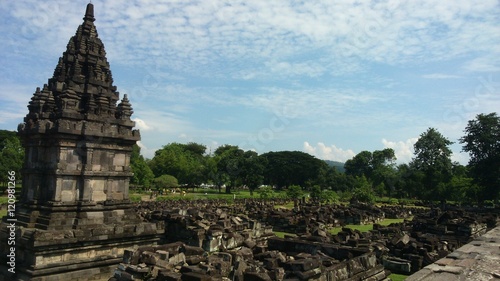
153, 175, 179, 190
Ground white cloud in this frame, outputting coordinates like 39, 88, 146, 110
136, 141, 157, 159
2, 1, 499, 163
6, 0, 498, 78
132, 118, 151, 131
382, 138, 418, 164
463, 56, 500, 72
422, 73, 462, 79
303, 141, 356, 162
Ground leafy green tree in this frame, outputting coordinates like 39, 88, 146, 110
210, 146, 267, 194
262, 151, 328, 189
0, 134, 24, 187
0, 130, 18, 150
149, 143, 207, 187
240, 151, 267, 195
286, 185, 304, 200
324, 166, 358, 192
309, 185, 322, 201
214, 145, 245, 193
344, 151, 373, 177
394, 163, 425, 199
310, 185, 339, 203
344, 148, 396, 196
321, 189, 340, 203
258, 186, 274, 199
153, 174, 179, 189
351, 176, 375, 203
410, 128, 454, 200
446, 164, 476, 204
130, 144, 154, 188
460, 112, 500, 202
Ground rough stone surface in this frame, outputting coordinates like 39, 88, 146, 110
406, 225, 500, 281
0, 3, 161, 280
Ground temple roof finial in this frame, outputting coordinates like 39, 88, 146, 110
84, 3, 95, 22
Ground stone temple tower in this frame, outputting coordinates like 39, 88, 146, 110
0, 4, 161, 280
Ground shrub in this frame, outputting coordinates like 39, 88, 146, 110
153, 175, 178, 189
258, 186, 274, 199
286, 185, 304, 200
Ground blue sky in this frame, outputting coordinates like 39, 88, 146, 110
1, 1, 499, 163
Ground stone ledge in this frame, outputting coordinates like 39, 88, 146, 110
406, 225, 500, 281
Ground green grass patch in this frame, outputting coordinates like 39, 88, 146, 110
275, 201, 295, 209
273, 231, 297, 238
0, 209, 6, 218
388, 273, 409, 281
129, 194, 142, 202
379, 218, 411, 226
150, 188, 291, 202
329, 218, 410, 235
329, 224, 373, 235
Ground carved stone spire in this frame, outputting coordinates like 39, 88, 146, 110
116, 94, 133, 119
8, 5, 155, 281
23, 2, 124, 125
83, 2, 95, 23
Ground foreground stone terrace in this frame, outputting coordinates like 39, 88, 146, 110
406, 225, 500, 281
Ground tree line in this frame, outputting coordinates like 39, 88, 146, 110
1, 112, 498, 204
131, 112, 499, 204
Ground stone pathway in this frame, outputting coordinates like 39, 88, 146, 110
406, 225, 500, 281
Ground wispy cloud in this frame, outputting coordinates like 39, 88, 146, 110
4, 1, 499, 79
382, 138, 418, 164
462, 56, 500, 73
1, 1, 498, 163
304, 142, 356, 162
422, 73, 462, 79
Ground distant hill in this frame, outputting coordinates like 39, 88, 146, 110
324, 160, 345, 173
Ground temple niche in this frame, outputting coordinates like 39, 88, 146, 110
0, 4, 161, 280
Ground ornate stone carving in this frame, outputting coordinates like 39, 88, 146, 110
1, 4, 160, 280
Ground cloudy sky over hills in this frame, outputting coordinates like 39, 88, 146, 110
1, 1, 499, 163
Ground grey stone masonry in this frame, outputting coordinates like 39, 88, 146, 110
0, 3, 161, 280
406, 225, 500, 281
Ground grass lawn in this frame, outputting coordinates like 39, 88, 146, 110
274, 231, 297, 238
147, 188, 291, 202
275, 201, 295, 209
389, 273, 409, 281
0, 196, 12, 218
329, 218, 410, 235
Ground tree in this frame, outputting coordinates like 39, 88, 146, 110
351, 176, 376, 203
324, 166, 358, 192
130, 144, 154, 188
240, 151, 267, 195
211, 147, 267, 194
262, 151, 328, 189
258, 186, 274, 199
214, 145, 244, 193
410, 128, 454, 200
344, 151, 373, 177
446, 164, 477, 204
0, 134, 24, 188
153, 174, 179, 189
320, 189, 340, 203
286, 185, 304, 200
148, 143, 207, 187
309, 185, 322, 201
344, 148, 396, 196
460, 112, 500, 202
